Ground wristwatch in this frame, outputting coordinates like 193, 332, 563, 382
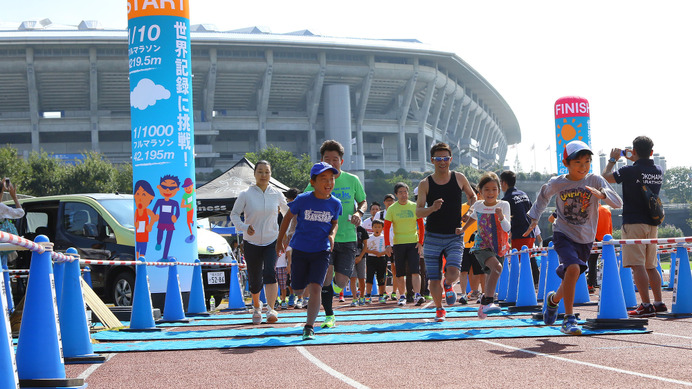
608, 157, 617, 163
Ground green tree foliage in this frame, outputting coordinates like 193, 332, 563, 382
245, 145, 312, 190
0, 146, 26, 180
62, 151, 120, 194
114, 163, 134, 194
22, 150, 68, 196
454, 164, 482, 186
662, 166, 692, 204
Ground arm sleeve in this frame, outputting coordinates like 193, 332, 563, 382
500, 202, 511, 232
528, 181, 555, 221
384, 220, 392, 246
0, 203, 24, 219
599, 176, 623, 209
230, 192, 249, 232
417, 218, 425, 245
278, 192, 289, 215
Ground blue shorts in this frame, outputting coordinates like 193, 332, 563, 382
291, 249, 331, 291
330, 241, 357, 278
424, 232, 463, 281
135, 241, 147, 257
553, 232, 590, 279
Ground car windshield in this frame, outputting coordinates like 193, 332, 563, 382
97, 198, 135, 229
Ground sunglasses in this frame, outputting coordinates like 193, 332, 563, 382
432, 156, 451, 162
160, 184, 178, 190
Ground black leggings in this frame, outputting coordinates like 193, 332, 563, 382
243, 240, 277, 294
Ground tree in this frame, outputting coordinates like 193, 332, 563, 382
245, 145, 312, 190
454, 164, 482, 186
62, 151, 119, 194
0, 146, 27, 184
21, 150, 68, 196
662, 166, 692, 204
114, 163, 134, 194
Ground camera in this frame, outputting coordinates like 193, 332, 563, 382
4, 178, 9, 187
620, 149, 633, 158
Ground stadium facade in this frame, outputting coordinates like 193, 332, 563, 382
0, 19, 520, 174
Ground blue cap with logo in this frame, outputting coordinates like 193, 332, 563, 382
310, 162, 339, 178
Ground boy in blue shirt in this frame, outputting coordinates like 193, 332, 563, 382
525, 140, 622, 335
277, 162, 342, 340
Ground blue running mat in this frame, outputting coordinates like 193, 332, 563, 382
92, 326, 650, 352
93, 318, 551, 341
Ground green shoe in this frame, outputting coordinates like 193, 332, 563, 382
302, 326, 315, 340
321, 315, 336, 328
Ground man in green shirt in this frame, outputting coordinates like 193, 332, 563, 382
306, 140, 367, 328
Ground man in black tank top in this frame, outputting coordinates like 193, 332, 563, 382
416, 142, 477, 322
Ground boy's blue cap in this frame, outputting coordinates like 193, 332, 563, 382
310, 162, 339, 177
563, 140, 593, 160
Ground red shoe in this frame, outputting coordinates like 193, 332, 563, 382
628, 303, 655, 318
435, 308, 446, 322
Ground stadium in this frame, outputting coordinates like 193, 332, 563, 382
0, 19, 520, 174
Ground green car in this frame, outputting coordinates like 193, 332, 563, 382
8, 193, 234, 307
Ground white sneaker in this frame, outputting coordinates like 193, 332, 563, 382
397, 295, 406, 306
252, 301, 263, 325
266, 308, 278, 324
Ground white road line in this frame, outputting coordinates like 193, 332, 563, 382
478, 340, 692, 386
422, 301, 434, 309
296, 346, 370, 389
653, 332, 692, 340
77, 353, 116, 380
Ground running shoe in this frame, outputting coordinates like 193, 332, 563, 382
379, 295, 387, 304
281, 301, 288, 310
252, 301, 263, 325
398, 294, 406, 306
415, 293, 426, 306
266, 308, 278, 324
350, 300, 358, 307
477, 303, 502, 319
543, 291, 558, 325
560, 315, 582, 335
365, 296, 372, 304
295, 298, 303, 309
339, 292, 345, 302
424, 294, 433, 301
654, 302, 668, 313
359, 298, 366, 306
457, 294, 468, 305
628, 303, 656, 318
443, 283, 456, 306
467, 290, 480, 301
302, 326, 315, 341
321, 315, 336, 328
435, 308, 446, 322
288, 294, 295, 307
390, 293, 397, 301
587, 285, 596, 294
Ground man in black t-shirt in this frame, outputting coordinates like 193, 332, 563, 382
603, 135, 666, 317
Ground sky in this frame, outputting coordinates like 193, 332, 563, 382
2, 0, 691, 173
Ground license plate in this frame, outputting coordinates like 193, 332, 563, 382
207, 271, 226, 285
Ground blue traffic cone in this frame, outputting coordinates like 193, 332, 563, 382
186, 259, 210, 317
617, 252, 638, 309
584, 235, 646, 329
224, 260, 246, 311
659, 245, 692, 318
82, 265, 92, 288
537, 251, 548, 302
15, 235, 86, 388
533, 243, 565, 321
259, 285, 267, 304
511, 246, 540, 312
1, 254, 14, 314
656, 254, 665, 288
0, 270, 19, 389
59, 248, 105, 364
159, 259, 192, 323
573, 272, 592, 305
505, 249, 520, 304
371, 274, 379, 296
497, 255, 510, 301
666, 252, 677, 291
124, 257, 161, 332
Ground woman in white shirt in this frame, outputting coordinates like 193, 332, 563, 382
230, 161, 288, 324
1, 178, 24, 313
